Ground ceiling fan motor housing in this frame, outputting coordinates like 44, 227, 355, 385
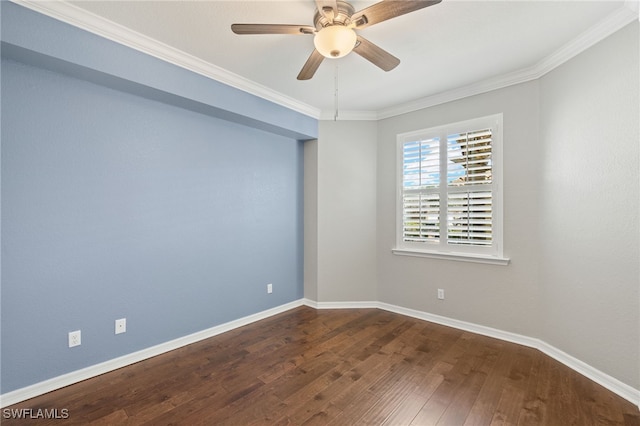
231, 0, 442, 79
313, 1, 356, 29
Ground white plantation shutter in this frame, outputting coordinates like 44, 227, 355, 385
447, 191, 492, 246
397, 114, 503, 259
403, 193, 440, 242
402, 137, 440, 243
446, 128, 493, 247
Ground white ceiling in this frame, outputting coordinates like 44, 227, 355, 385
35, 1, 638, 118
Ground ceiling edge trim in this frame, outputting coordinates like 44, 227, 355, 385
318, 110, 378, 121
11, 1, 637, 122
624, 0, 639, 15
534, 4, 638, 77
375, 66, 540, 120
10, 0, 322, 120
375, 4, 638, 120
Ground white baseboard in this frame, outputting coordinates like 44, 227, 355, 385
376, 302, 540, 348
3, 298, 638, 409
535, 340, 640, 408
302, 299, 378, 310
0, 299, 305, 408
378, 302, 640, 406
311, 300, 640, 408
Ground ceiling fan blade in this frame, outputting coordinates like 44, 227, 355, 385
231, 24, 315, 35
297, 49, 325, 80
353, 36, 400, 71
315, 0, 338, 21
351, 0, 442, 29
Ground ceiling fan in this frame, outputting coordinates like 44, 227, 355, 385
231, 0, 442, 80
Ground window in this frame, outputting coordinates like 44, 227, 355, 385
394, 114, 508, 265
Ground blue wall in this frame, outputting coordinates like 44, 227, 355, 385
1, 2, 315, 393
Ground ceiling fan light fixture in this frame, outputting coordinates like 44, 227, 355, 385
313, 25, 357, 58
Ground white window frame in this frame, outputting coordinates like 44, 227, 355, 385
393, 114, 509, 265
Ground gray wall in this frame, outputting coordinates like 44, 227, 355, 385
376, 22, 639, 389
311, 22, 639, 390
376, 81, 542, 337
304, 139, 319, 302
309, 120, 378, 302
538, 22, 639, 387
3, 1, 638, 398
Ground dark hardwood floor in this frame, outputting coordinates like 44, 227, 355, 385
4, 307, 639, 425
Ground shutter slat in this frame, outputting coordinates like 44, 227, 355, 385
402, 121, 496, 250
403, 193, 440, 243
447, 191, 493, 246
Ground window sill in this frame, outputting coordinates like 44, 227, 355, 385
392, 248, 510, 266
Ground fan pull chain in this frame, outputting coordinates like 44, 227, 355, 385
334, 64, 339, 121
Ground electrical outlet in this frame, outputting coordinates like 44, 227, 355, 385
437, 289, 445, 300
115, 318, 126, 335
68, 330, 81, 348
267, 283, 273, 294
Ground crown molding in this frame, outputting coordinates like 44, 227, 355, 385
376, 65, 541, 120
318, 109, 378, 121
10, 0, 637, 122
376, 3, 638, 120
624, 0, 639, 15
10, 0, 322, 119
535, 3, 638, 77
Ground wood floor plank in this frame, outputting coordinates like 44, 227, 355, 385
380, 361, 453, 425
279, 359, 354, 423
438, 338, 501, 426
489, 345, 535, 425
515, 350, 548, 426
464, 342, 519, 425
3, 307, 638, 426
410, 332, 496, 425
317, 351, 402, 416
356, 359, 428, 424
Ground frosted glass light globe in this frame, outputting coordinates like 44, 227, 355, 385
313, 25, 357, 58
